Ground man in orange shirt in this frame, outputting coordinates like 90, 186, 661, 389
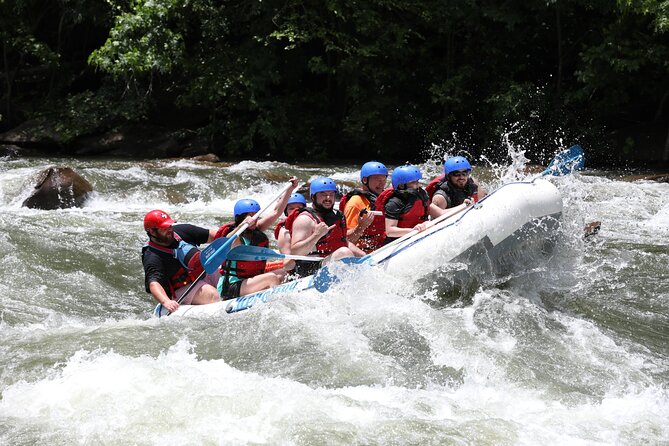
339, 161, 389, 253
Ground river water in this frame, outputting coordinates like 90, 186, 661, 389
0, 154, 667, 445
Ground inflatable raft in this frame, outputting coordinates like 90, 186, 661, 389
155, 177, 563, 318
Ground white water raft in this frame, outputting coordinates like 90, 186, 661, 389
155, 178, 562, 318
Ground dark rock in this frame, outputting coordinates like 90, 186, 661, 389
22, 167, 93, 209
190, 153, 221, 163
0, 119, 64, 150
0, 144, 21, 158
584, 221, 601, 239
621, 173, 669, 183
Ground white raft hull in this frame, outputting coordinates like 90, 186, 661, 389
155, 178, 562, 318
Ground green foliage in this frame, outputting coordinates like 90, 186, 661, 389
89, 0, 187, 79
43, 88, 148, 142
3, 0, 668, 162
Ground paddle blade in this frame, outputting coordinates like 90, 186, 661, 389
227, 245, 285, 261
313, 256, 369, 293
313, 266, 338, 293
201, 236, 235, 274
542, 145, 585, 176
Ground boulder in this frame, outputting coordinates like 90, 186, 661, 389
190, 153, 221, 163
22, 167, 93, 209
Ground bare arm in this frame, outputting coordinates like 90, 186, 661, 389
277, 227, 292, 254
385, 218, 424, 238
290, 214, 331, 255
149, 281, 178, 312
258, 177, 299, 231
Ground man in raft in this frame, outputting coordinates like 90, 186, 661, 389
340, 161, 388, 253
376, 165, 448, 244
426, 155, 486, 209
274, 193, 307, 254
142, 210, 221, 313
288, 177, 365, 277
216, 178, 300, 300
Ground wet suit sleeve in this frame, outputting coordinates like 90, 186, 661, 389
384, 197, 406, 221
142, 250, 170, 294
172, 224, 210, 245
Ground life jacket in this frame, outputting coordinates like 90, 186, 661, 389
284, 207, 348, 257
143, 233, 203, 298
375, 187, 430, 229
339, 189, 386, 252
274, 220, 286, 241
426, 175, 478, 206
216, 222, 268, 279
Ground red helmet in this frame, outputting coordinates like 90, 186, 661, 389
143, 210, 176, 230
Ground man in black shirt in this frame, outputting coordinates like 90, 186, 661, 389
142, 210, 221, 313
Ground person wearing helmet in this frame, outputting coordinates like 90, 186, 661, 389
287, 177, 364, 277
375, 165, 447, 244
141, 210, 221, 313
274, 193, 307, 254
215, 177, 300, 299
426, 155, 486, 209
339, 161, 388, 253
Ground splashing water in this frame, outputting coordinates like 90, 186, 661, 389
0, 156, 667, 444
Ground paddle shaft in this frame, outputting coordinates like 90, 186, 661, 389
175, 182, 294, 306
227, 245, 323, 262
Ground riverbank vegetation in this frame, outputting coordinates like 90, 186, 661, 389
1, 0, 668, 165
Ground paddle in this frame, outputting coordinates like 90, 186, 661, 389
314, 145, 586, 293
174, 182, 294, 306
227, 245, 323, 262
537, 144, 584, 177
201, 182, 294, 274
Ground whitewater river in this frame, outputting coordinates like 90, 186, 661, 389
0, 153, 667, 445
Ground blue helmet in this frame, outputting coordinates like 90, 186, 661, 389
391, 165, 423, 189
309, 177, 337, 196
287, 193, 307, 206
234, 198, 261, 217
360, 161, 388, 181
444, 156, 472, 175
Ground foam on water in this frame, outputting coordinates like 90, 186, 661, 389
1, 155, 668, 444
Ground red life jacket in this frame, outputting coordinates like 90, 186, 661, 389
284, 207, 348, 257
216, 222, 268, 278
425, 175, 446, 199
144, 233, 204, 298
339, 189, 386, 252
375, 187, 430, 229
274, 220, 286, 241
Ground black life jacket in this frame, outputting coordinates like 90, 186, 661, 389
426, 175, 478, 207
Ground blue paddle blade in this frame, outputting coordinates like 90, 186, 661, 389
227, 245, 285, 261
313, 256, 370, 292
313, 266, 338, 293
543, 145, 585, 176
201, 236, 236, 274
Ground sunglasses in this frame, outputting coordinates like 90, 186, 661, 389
450, 171, 470, 177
